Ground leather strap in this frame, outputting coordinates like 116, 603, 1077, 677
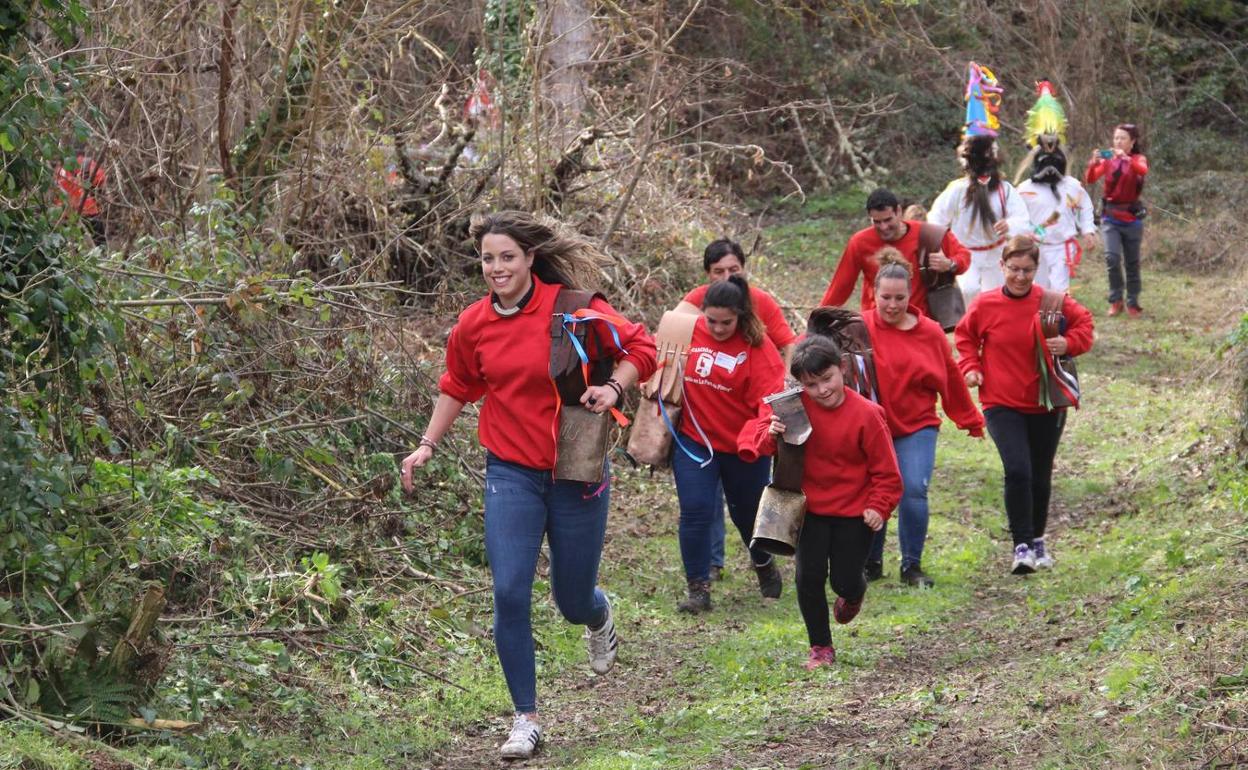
550, 289, 612, 404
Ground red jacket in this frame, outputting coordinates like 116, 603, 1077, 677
1085, 154, 1149, 224
740, 389, 902, 520
820, 222, 970, 312
680, 317, 786, 455
439, 275, 657, 469
865, 308, 984, 438
954, 286, 1094, 413
55, 154, 106, 217
683, 283, 796, 350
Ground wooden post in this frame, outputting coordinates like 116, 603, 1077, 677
106, 582, 167, 674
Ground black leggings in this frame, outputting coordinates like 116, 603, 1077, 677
984, 407, 1066, 547
795, 515, 873, 647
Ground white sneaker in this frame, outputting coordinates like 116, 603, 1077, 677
584, 598, 618, 675
1033, 538, 1054, 569
1011, 543, 1037, 575
500, 714, 542, 760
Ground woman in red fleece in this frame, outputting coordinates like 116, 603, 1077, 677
1085, 123, 1149, 317
399, 211, 657, 760
672, 275, 786, 614
954, 235, 1093, 576
862, 250, 985, 588
740, 335, 902, 670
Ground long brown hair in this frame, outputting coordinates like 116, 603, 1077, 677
703, 275, 766, 347
469, 210, 607, 290
959, 134, 1002, 234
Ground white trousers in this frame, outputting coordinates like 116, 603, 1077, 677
1034, 242, 1071, 292
957, 245, 1005, 304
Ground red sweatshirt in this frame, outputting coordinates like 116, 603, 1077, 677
439, 275, 657, 470
865, 308, 984, 438
683, 283, 797, 350
954, 286, 1094, 414
739, 389, 902, 520
680, 317, 786, 455
1085, 154, 1149, 224
820, 222, 971, 312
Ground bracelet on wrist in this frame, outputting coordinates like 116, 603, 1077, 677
419, 435, 437, 450
605, 378, 624, 401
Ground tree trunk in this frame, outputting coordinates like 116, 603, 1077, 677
540, 0, 595, 149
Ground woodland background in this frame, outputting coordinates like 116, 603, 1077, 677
1, 0, 1247, 767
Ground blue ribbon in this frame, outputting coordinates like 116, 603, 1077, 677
656, 392, 711, 466
560, 313, 625, 365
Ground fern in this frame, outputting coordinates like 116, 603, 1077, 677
55, 672, 137, 726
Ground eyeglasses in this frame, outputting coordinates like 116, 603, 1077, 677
1003, 265, 1036, 276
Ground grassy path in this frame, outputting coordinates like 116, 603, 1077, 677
418, 202, 1248, 769
9, 202, 1243, 770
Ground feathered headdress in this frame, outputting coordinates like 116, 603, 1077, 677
963, 62, 1003, 138
1024, 81, 1067, 148
1012, 81, 1070, 186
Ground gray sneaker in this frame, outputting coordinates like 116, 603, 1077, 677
1033, 538, 1054, 569
1011, 543, 1037, 575
584, 599, 618, 675
500, 714, 542, 759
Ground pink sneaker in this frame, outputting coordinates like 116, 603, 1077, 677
804, 644, 836, 670
833, 596, 863, 624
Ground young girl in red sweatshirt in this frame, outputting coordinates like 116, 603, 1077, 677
672, 274, 787, 613
399, 211, 656, 760
740, 335, 902, 669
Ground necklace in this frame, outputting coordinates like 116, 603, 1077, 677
492, 279, 535, 317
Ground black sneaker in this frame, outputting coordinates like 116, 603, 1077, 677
754, 559, 783, 599
900, 564, 935, 588
864, 560, 884, 582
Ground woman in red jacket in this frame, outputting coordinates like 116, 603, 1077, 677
672, 275, 787, 614
862, 250, 985, 588
1085, 123, 1149, 317
399, 211, 657, 760
955, 235, 1094, 575
740, 335, 902, 669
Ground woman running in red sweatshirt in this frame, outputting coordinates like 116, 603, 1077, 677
954, 235, 1093, 575
740, 335, 902, 669
399, 211, 656, 760
672, 275, 787, 613
862, 250, 985, 587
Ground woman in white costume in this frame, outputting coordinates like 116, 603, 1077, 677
928, 134, 1031, 302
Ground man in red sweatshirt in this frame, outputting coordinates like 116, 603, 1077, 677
821, 188, 970, 313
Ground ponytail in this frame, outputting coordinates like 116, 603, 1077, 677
703, 275, 766, 347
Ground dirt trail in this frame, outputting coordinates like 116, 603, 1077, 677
416, 215, 1248, 770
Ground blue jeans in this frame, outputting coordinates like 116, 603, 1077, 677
710, 484, 726, 568
484, 453, 610, 713
1102, 219, 1144, 307
671, 444, 772, 582
868, 427, 938, 571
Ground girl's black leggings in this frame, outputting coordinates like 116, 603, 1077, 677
984, 406, 1066, 547
795, 514, 873, 648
